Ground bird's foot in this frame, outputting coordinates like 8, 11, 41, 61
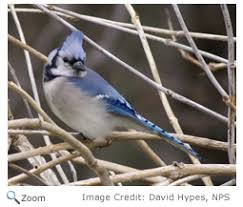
172, 161, 184, 168
93, 137, 112, 148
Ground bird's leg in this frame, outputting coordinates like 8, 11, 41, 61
78, 132, 92, 143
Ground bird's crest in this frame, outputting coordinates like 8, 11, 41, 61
59, 31, 86, 61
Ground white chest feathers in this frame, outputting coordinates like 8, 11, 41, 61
43, 77, 116, 140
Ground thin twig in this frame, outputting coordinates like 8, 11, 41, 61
135, 140, 166, 166
208, 62, 234, 73
109, 171, 123, 186
221, 4, 236, 164
8, 62, 33, 118
168, 174, 206, 186
70, 156, 169, 184
9, 142, 70, 162
8, 34, 48, 62
10, 7, 236, 42
221, 178, 236, 186
9, 5, 40, 106
166, 9, 203, 70
9, 81, 54, 123
9, 163, 49, 186
172, 5, 234, 111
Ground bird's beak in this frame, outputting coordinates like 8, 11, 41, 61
72, 61, 87, 71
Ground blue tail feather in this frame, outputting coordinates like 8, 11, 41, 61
135, 114, 201, 160
99, 93, 201, 159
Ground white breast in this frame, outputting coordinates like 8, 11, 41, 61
43, 77, 115, 140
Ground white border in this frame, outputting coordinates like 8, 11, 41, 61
0, 0, 8, 197
2, 1, 240, 207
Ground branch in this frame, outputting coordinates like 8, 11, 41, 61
66, 164, 236, 185
172, 5, 235, 111
9, 118, 113, 186
72, 156, 168, 184
9, 8, 237, 42
135, 139, 166, 166
9, 163, 49, 186
8, 81, 53, 123
168, 174, 206, 186
166, 9, 203, 70
221, 178, 236, 186
9, 129, 234, 152
9, 5, 39, 104
221, 4, 236, 164
8, 34, 47, 62
8, 62, 33, 118
8, 142, 168, 184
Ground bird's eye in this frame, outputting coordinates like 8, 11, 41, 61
63, 57, 69, 63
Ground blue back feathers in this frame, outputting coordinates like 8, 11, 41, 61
63, 30, 200, 159
68, 68, 126, 100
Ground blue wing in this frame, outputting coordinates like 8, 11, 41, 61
100, 96, 200, 159
68, 67, 126, 100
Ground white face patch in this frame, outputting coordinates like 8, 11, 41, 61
47, 49, 58, 64
49, 55, 87, 78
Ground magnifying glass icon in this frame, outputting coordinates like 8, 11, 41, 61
7, 191, 20, 204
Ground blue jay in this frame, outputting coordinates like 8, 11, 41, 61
43, 31, 200, 159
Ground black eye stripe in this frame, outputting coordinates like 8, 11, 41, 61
62, 57, 81, 65
63, 57, 69, 62
50, 48, 60, 67
69, 58, 77, 65
51, 53, 58, 67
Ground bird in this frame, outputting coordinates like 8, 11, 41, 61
43, 30, 200, 159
